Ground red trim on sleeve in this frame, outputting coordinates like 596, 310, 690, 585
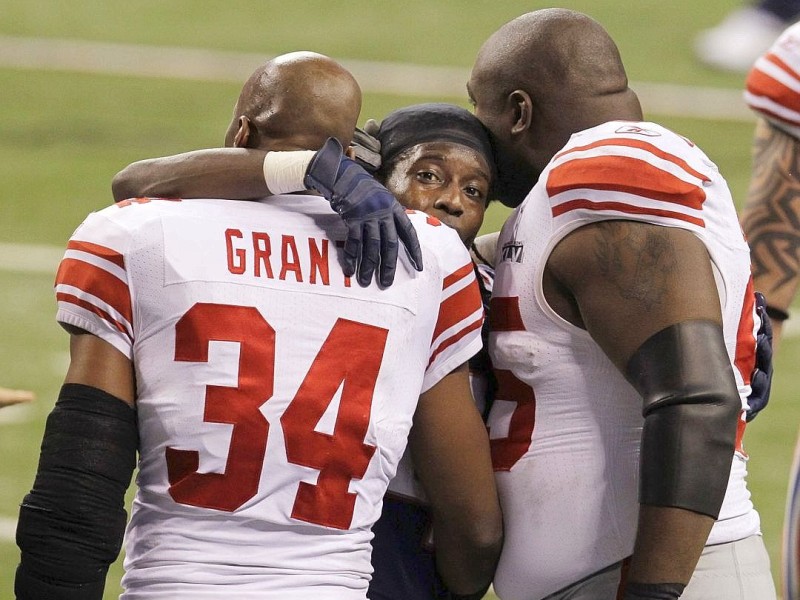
443, 262, 475, 290
55, 257, 133, 323
747, 65, 800, 117
432, 276, 484, 341
548, 154, 708, 210
66, 239, 126, 269
555, 138, 711, 183
551, 199, 706, 228
428, 318, 483, 368
56, 292, 133, 340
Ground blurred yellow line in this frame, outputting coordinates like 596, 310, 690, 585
0, 242, 61, 275
0, 516, 17, 541
0, 35, 755, 122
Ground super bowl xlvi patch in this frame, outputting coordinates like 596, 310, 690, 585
615, 124, 660, 137
501, 241, 524, 263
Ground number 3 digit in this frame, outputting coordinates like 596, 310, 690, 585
168, 303, 274, 511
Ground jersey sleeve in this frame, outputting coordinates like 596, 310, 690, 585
745, 22, 800, 140
54, 210, 135, 358
545, 125, 713, 237
421, 236, 484, 393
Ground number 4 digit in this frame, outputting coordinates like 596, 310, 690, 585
282, 319, 387, 529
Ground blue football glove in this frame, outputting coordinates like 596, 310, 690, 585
747, 291, 773, 422
305, 137, 423, 287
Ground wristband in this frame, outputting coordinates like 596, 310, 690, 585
263, 150, 315, 195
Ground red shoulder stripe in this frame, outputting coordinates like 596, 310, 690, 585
55, 257, 133, 323
555, 138, 710, 183
428, 318, 483, 368
433, 277, 483, 342
747, 63, 800, 115
548, 155, 707, 211
66, 240, 126, 270
443, 262, 475, 290
551, 199, 705, 227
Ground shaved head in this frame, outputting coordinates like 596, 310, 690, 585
225, 51, 362, 151
468, 9, 642, 203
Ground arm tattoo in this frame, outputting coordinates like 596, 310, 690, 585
741, 120, 800, 296
593, 221, 677, 311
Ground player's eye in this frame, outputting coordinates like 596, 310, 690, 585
416, 170, 441, 183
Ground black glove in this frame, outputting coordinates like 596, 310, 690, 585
305, 137, 423, 287
622, 581, 686, 600
746, 291, 773, 422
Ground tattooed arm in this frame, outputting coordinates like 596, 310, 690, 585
740, 117, 800, 348
546, 220, 735, 587
545, 220, 722, 367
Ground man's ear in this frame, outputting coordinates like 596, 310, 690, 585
232, 116, 253, 148
509, 90, 533, 135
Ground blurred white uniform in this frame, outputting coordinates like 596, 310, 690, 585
746, 22, 800, 139
746, 23, 800, 600
488, 121, 769, 600
54, 196, 483, 600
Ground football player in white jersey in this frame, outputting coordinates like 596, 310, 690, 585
112, 100, 500, 600
742, 22, 800, 600
15, 53, 502, 600
467, 8, 775, 600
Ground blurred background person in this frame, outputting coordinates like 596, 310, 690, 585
742, 20, 800, 600
695, 0, 800, 72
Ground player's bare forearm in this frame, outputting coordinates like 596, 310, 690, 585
112, 148, 269, 201
740, 118, 800, 343
627, 506, 713, 583
411, 363, 503, 595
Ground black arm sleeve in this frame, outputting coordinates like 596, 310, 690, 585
625, 320, 742, 518
15, 383, 138, 600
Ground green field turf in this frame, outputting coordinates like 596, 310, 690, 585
1, 1, 796, 598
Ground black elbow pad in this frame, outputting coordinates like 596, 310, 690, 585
625, 320, 742, 518
15, 384, 138, 599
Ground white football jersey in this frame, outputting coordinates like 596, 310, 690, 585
488, 121, 761, 600
387, 262, 494, 502
745, 21, 800, 139
54, 195, 483, 599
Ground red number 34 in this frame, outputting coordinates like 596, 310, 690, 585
165, 302, 388, 530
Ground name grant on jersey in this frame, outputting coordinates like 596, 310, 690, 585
224, 228, 351, 287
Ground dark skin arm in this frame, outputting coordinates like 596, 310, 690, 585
547, 220, 727, 585
111, 148, 269, 202
409, 362, 503, 596
62, 328, 135, 407
740, 117, 800, 350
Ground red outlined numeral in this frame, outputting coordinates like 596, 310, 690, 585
165, 303, 387, 529
282, 319, 386, 529
168, 304, 274, 511
489, 369, 536, 472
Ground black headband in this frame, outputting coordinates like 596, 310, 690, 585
376, 103, 495, 177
